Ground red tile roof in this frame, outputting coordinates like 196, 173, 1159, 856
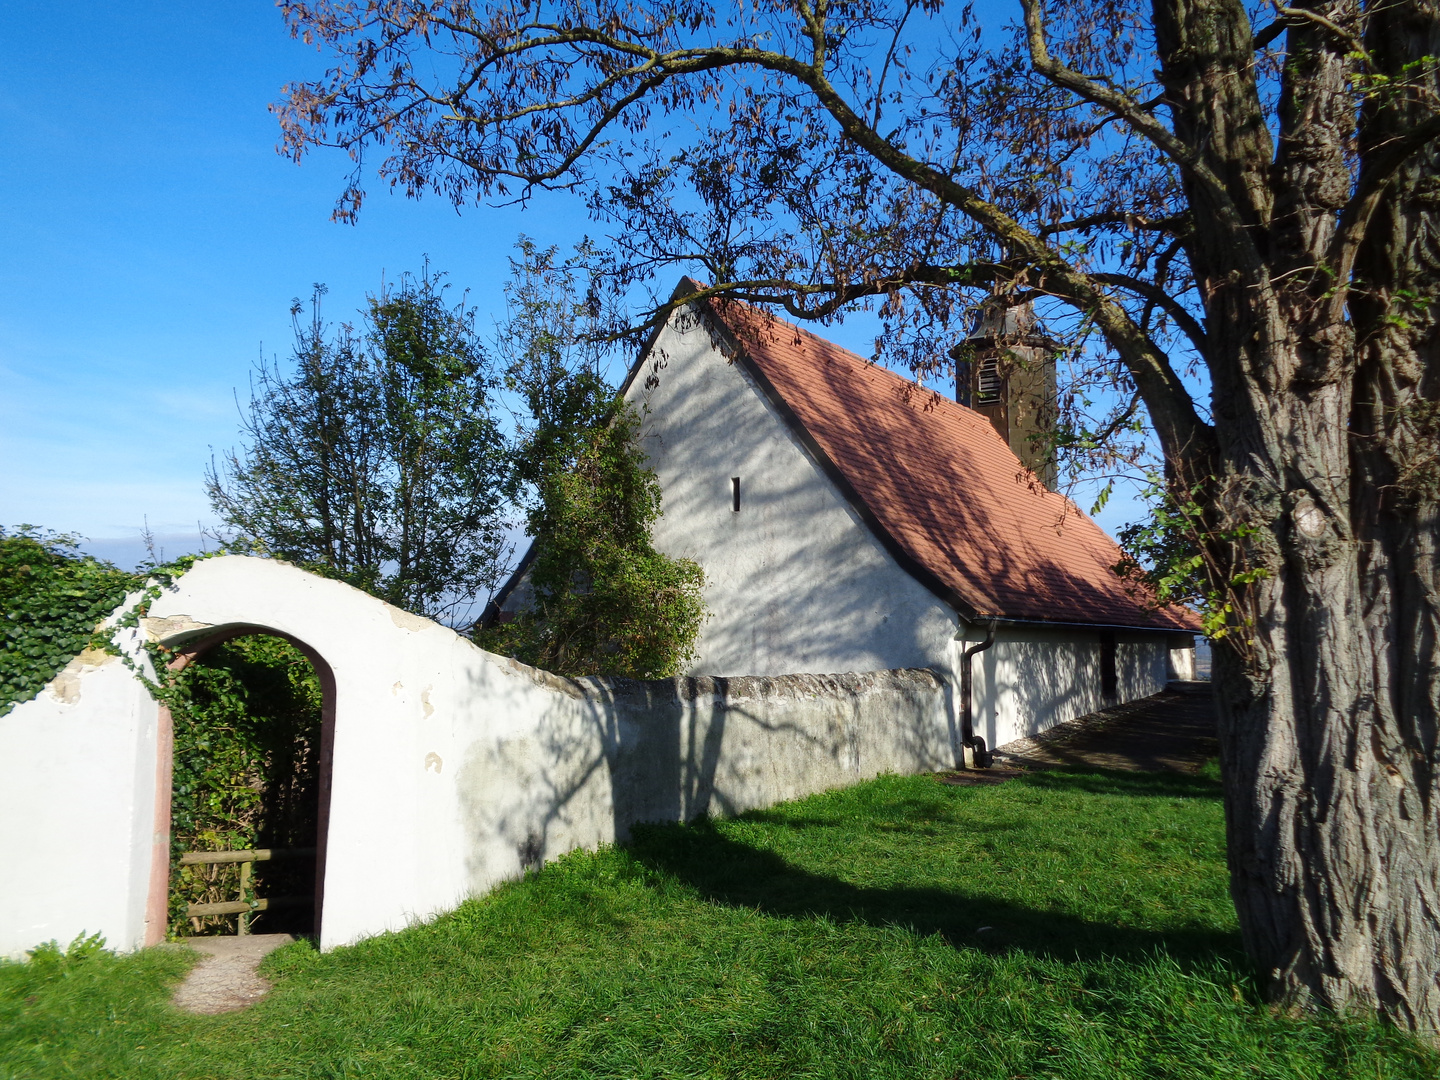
704, 297, 1200, 633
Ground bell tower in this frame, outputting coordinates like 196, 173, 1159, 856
951, 300, 1059, 489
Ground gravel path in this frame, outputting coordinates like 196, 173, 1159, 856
170, 934, 295, 1015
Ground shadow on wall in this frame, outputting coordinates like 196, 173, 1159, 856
453, 667, 953, 891
717, 550, 925, 676
977, 637, 1087, 749
631, 340, 959, 680
980, 630, 1175, 751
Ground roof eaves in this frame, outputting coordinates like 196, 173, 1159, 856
477, 541, 539, 630
982, 613, 1200, 636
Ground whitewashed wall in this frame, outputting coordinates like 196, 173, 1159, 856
627, 310, 1173, 747
0, 557, 953, 960
0, 623, 161, 961
628, 316, 958, 678
1168, 641, 1198, 681
962, 631, 1171, 752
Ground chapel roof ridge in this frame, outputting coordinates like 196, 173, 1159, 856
683, 284, 1200, 634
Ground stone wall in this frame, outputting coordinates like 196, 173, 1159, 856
461, 667, 953, 881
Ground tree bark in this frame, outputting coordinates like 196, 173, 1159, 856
1203, 0, 1440, 1030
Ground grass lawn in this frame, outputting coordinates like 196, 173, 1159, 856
2, 767, 1435, 1079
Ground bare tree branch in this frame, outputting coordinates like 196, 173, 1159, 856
1092, 272, 1210, 358
1018, 0, 1267, 280
1255, 6, 1369, 54
1040, 212, 1190, 237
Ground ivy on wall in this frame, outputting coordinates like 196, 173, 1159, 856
107, 564, 326, 936
478, 393, 707, 679
0, 526, 138, 716
0, 529, 324, 936
476, 243, 708, 678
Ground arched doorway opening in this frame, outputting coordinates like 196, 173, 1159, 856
146, 626, 336, 942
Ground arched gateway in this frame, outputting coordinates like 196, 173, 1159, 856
2, 556, 954, 960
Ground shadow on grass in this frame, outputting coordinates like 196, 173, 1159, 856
626, 768, 1240, 968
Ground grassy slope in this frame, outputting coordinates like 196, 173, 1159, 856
2, 768, 1434, 1079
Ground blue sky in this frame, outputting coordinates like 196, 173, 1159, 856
2, 2, 1149, 570
1, 3, 596, 566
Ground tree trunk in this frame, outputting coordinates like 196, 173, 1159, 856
1149, 0, 1440, 1029
1214, 326, 1440, 1030
1214, 518, 1440, 1029
1208, 4, 1440, 1030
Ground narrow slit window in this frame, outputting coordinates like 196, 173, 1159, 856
731, 476, 741, 512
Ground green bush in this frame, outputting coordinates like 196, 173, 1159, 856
479, 389, 707, 678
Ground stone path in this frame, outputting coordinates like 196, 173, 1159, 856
170, 934, 295, 1015
938, 681, 1218, 785
994, 681, 1217, 773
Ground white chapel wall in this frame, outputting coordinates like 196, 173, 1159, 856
970, 629, 1097, 751
628, 309, 1173, 744
627, 313, 958, 678
1119, 637, 1171, 700
964, 630, 1170, 751
1167, 640, 1198, 681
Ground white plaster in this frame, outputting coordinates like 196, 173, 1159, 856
1168, 638, 1198, 681
627, 316, 957, 678
1, 557, 954, 959
0, 607, 160, 960
956, 629, 1167, 750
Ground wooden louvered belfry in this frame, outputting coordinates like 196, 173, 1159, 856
952, 300, 1060, 489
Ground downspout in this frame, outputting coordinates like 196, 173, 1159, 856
958, 624, 996, 768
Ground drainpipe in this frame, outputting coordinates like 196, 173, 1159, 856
959, 625, 996, 768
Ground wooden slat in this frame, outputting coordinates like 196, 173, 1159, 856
178, 847, 316, 865
185, 896, 310, 917
238, 861, 253, 935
